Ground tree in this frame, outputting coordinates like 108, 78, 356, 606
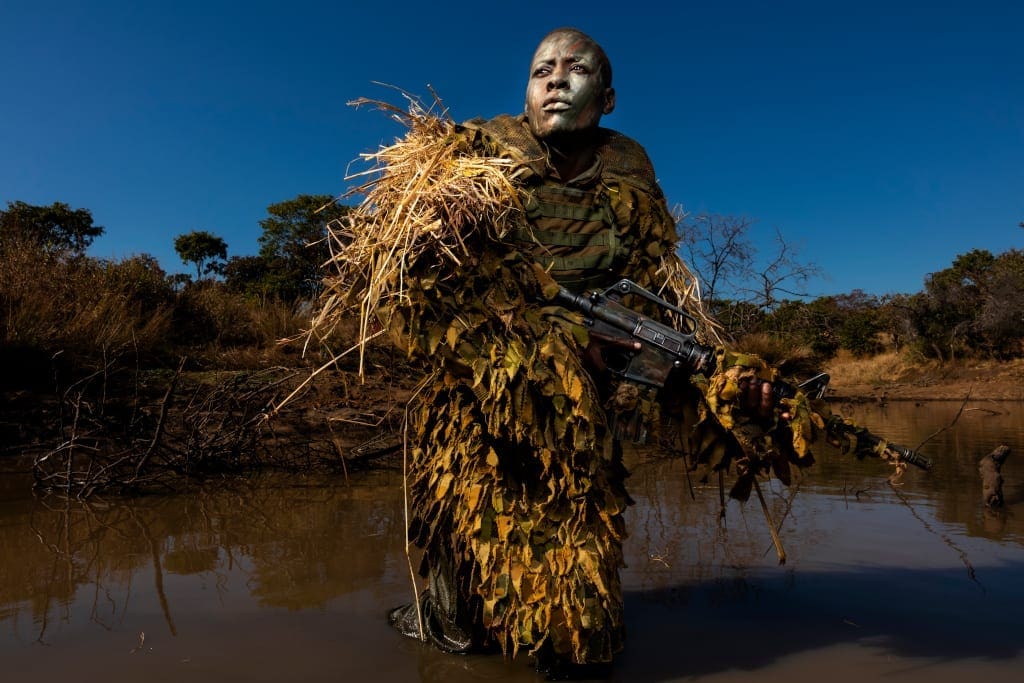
101, 253, 176, 315
908, 248, 1024, 359
763, 298, 838, 357
679, 213, 820, 335
173, 230, 228, 281
977, 250, 1024, 355
877, 293, 916, 352
256, 194, 349, 301
832, 290, 883, 356
679, 213, 754, 305
746, 228, 821, 312
0, 200, 104, 254
223, 255, 271, 298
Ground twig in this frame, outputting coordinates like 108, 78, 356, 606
763, 479, 802, 558
134, 357, 186, 480
889, 482, 982, 590
718, 469, 726, 521
914, 391, 971, 452
326, 420, 350, 485
752, 476, 786, 565
401, 376, 433, 642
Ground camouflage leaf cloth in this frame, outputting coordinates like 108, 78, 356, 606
385, 115, 688, 663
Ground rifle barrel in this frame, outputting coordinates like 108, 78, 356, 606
826, 417, 933, 470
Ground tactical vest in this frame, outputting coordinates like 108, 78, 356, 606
462, 114, 665, 294
510, 180, 623, 293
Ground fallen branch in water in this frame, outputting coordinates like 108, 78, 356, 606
979, 444, 1011, 508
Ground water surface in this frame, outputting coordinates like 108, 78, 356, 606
2, 400, 1023, 681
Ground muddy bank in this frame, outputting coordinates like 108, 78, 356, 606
825, 356, 1024, 403
5, 352, 1021, 489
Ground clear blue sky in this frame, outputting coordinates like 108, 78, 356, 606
3, 0, 1021, 297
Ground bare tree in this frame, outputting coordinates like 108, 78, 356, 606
679, 213, 819, 311
744, 228, 821, 311
678, 213, 754, 304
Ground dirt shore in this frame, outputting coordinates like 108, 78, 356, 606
823, 354, 1024, 403
5, 353, 1021, 467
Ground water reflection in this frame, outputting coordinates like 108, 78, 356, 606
836, 400, 1024, 542
1, 401, 1023, 682
1, 470, 406, 646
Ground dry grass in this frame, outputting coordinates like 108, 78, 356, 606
824, 349, 928, 387
0, 240, 173, 360
309, 92, 526, 375
823, 349, 1024, 401
733, 332, 819, 376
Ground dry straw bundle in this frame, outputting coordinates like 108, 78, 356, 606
309, 92, 529, 375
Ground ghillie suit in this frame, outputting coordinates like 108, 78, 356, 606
310, 97, 906, 666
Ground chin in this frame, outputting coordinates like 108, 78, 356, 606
534, 121, 578, 139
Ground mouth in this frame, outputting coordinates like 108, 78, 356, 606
542, 98, 571, 112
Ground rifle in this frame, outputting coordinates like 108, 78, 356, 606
554, 279, 933, 471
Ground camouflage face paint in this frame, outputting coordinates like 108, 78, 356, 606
525, 32, 615, 140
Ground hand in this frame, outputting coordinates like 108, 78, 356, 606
583, 331, 642, 375
738, 377, 791, 421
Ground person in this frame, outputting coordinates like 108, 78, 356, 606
379, 27, 730, 674
326, 26, 791, 676
317, 26, 912, 677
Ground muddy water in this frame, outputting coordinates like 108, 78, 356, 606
2, 400, 1023, 682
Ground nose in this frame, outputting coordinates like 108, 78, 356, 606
547, 66, 569, 89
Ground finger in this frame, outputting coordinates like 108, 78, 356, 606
760, 381, 774, 418
744, 378, 762, 409
589, 331, 642, 353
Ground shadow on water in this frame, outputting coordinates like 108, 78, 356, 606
1, 400, 1023, 681
618, 563, 1024, 682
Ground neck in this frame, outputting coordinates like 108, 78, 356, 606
543, 129, 600, 180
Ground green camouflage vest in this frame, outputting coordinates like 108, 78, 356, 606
462, 114, 665, 293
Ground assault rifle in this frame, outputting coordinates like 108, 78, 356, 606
554, 279, 933, 471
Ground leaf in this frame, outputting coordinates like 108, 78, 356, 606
503, 338, 526, 377
466, 483, 483, 514
425, 322, 446, 355
472, 357, 489, 387
510, 560, 525, 595
496, 514, 514, 542
565, 371, 585, 403
435, 472, 454, 499
446, 322, 461, 350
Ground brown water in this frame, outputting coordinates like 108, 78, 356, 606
2, 400, 1023, 682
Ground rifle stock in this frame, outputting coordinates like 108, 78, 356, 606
555, 279, 933, 471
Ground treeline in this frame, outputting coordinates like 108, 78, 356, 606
4, 200, 1023, 380
680, 214, 1024, 363
711, 249, 1024, 362
1, 198, 1020, 491
0, 195, 350, 381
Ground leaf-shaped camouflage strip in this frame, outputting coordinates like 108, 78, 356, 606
402, 313, 627, 662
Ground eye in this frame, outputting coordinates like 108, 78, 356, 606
571, 63, 589, 74
532, 66, 551, 78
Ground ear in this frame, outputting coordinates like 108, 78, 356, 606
602, 87, 616, 115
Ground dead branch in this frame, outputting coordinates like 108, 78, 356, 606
979, 444, 1011, 508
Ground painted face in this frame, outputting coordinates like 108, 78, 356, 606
525, 32, 615, 140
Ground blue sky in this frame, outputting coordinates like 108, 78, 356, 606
2, 0, 1021, 297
